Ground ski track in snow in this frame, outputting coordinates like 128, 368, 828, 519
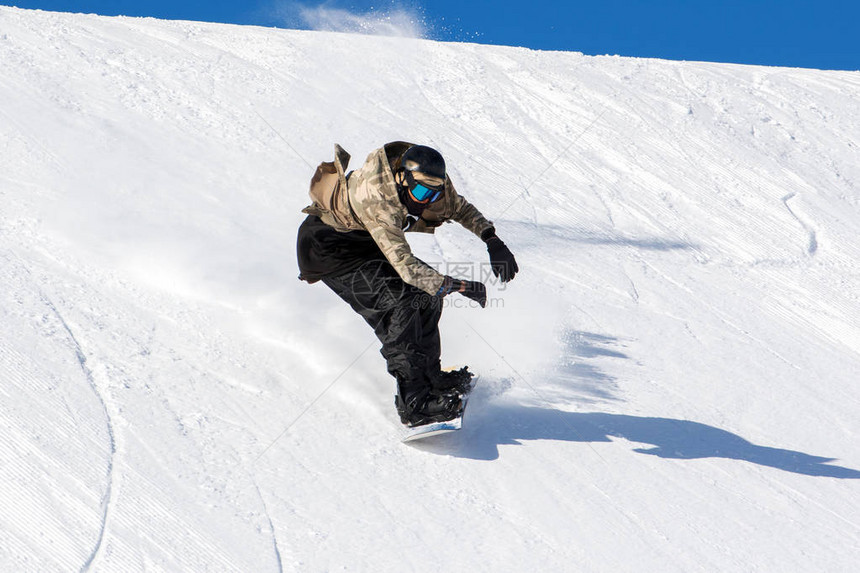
781, 192, 819, 257
42, 300, 118, 573
0, 252, 114, 571
3, 6, 860, 572
249, 474, 285, 573
10, 252, 119, 573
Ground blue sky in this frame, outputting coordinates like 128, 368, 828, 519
4, 1, 858, 70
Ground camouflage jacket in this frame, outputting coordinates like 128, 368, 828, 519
302, 141, 494, 294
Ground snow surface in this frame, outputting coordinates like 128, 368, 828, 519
2, 6, 860, 571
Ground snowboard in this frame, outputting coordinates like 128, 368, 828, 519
402, 375, 476, 443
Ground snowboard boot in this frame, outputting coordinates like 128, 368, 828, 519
431, 366, 474, 395
395, 387, 462, 428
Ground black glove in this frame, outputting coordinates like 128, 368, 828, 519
437, 276, 487, 308
482, 229, 518, 283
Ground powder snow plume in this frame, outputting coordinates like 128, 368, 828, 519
288, 2, 430, 39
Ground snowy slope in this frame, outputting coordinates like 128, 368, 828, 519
2, 6, 860, 571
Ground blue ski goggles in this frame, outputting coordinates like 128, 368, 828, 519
404, 170, 445, 203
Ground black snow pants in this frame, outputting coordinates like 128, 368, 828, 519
321, 260, 443, 399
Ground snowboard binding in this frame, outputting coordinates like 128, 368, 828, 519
396, 388, 463, 428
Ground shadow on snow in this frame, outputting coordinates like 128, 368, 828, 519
411, 331, 858, 478
508, 221, 697, 252
412, 404, 860, 478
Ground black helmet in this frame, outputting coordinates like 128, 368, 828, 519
400, 145, 446, 180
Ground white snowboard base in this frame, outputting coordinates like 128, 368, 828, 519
402, 415, 464, 442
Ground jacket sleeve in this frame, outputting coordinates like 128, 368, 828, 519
356, 204, 446, 296
448, 184, 494, 238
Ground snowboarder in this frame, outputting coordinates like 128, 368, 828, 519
296, 142, 518, 427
